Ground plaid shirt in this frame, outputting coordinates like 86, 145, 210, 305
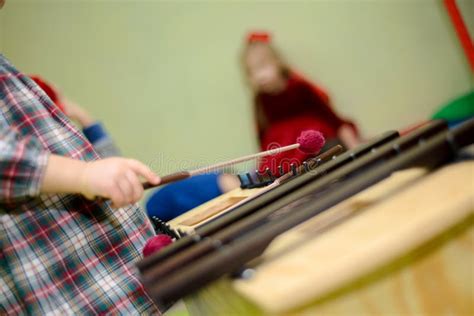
0, 55, 159, 315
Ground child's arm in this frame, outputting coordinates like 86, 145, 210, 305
41, 155, 160, 208
61, 98, 95, 127
0, 126, 159, 208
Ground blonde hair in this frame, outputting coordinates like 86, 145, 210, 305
240, 41, 290, 86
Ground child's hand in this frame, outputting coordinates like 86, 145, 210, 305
79, 158, 160, 208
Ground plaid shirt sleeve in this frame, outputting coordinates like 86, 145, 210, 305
0, 124, 49, 203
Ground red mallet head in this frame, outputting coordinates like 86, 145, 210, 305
297, 130, 325, 154
142, 234, 173, 257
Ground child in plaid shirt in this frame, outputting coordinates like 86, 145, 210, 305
0, 30, 162, 316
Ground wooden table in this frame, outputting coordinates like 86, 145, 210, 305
184, 162, 474, 315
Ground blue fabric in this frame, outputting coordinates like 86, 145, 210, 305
146, 173, 223, 222
82, 122, 107, 143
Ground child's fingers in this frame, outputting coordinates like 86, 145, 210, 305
118, 177, 134, 205
126, 170, 144, 202
127, 159, 160, 185
109, 187, 125, 209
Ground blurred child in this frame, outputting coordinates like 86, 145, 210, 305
242, 32, 360, 174
0, 54, 161, 314
148, 31, 361, 221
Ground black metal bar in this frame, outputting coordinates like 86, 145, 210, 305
138, 122, 442, 283
136, 129, 408, 272
145, 119, 473, 306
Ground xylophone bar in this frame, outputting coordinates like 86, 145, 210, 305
137, 127, 426, 273
139, 121, 445, 287
137, 130, 401, 273
142, 119, 473, 307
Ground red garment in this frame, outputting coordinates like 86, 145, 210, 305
256, 72, 357, 174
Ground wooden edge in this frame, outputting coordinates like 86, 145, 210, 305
233, 162, 474, 313
168, 187, 264, 229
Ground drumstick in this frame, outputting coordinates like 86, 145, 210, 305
142, 145, 344, 258
142, 130, 325, 190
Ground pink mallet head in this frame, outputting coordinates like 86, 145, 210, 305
297, 130, 325, 154
142, 234, 173, 257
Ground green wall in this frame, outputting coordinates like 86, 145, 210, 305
0, 7, 3, 52
2, 0, 473, 175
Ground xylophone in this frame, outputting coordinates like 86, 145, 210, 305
146, 129, 399, 246
139, 119, 474, 314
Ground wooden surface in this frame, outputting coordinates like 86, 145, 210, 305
168, 187, 267, 233
185, 162, 474, 315
179, 196, 247, 226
